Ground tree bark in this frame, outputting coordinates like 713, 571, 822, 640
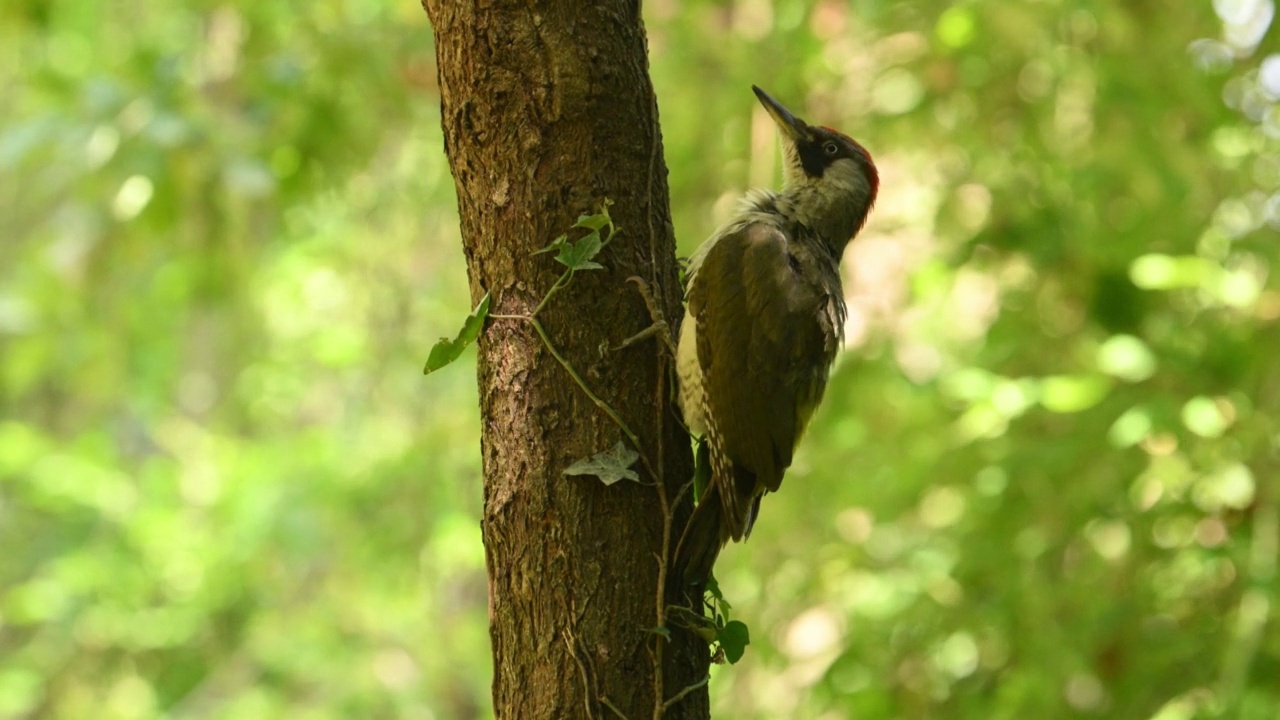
422, 2, 709, 718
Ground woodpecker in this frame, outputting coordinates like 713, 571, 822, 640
672, 86, 878, 586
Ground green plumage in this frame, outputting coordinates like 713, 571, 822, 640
671, 87, 877, 588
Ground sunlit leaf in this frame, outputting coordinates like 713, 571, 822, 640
1108, 407, 1152, 448
1129, 254, 1213, 289
1181, 395, 1229, 437
1208, 266, 1263, 307
939, 367, 997, 402
935, 6, 976, 49
934, 632, 980, 679
1084, 519, 1132, 561
1038, 375, 1111, 413
989, 378, 1037, 416
1191, 463, 1255, 511
423, 292, 490, 375
1096, 334, 1156, 382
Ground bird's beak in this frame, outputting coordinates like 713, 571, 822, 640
752, 86, 808, 141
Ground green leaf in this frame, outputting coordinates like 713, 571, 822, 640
1128, 254, 1213, 290
717, 620, 750, 664
534, 202, 615, 271
558, 231, 604, 270
704, 573, 723, 603
532, 234, 569, 255
533, 230, 605, 271
1181, 396, 1229, 438
574, 199, 614, 231
563, 441, 640, 486
1096, 335, 1157, 382
1038, 374, 1111, 413
574, 211, 612, 232
705, 573, 731, 610
423, 292, 490, 375
1108, 407, 1152, 448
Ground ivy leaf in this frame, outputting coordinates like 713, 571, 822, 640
705, 573, 723, 603
558, 230, 604, 270
563, 441, 640, 486
717, 620, 751, 664
532, 233, 569, 256
533, 202, 614, 272
704, 573, 731, 614
423, 292, 490, 375
574, 208, 613, 232
574, 198, 614, 232
533, 230, 605, 271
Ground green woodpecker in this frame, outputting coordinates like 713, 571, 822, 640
672, 86, 878, 585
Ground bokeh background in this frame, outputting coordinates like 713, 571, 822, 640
4, 0, 1279, 718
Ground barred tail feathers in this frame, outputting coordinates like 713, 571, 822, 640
670, 485, 725, 588
671, 442, 761, 587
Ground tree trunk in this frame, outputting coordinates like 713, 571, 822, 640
422, 2, 709, 718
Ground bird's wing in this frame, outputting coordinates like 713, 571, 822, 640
689, 221, 831, 537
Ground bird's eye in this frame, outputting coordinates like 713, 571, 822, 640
823, 142, 839, 156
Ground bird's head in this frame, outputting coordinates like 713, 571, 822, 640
753, 85, 878, 250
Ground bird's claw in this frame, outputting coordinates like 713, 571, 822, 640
614, 276, 677, 355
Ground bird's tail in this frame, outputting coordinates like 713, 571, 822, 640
670, 484, 724, 591
670, 440, 724, 590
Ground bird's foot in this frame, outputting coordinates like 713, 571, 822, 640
614, 276, 676, 355
615, 321, 670, 352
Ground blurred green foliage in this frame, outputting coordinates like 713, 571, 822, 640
3, 0, 1278, 718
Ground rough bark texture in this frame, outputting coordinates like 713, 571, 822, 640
423, 1, 709, 718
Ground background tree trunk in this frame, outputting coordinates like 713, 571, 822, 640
423, 1, 709, 718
